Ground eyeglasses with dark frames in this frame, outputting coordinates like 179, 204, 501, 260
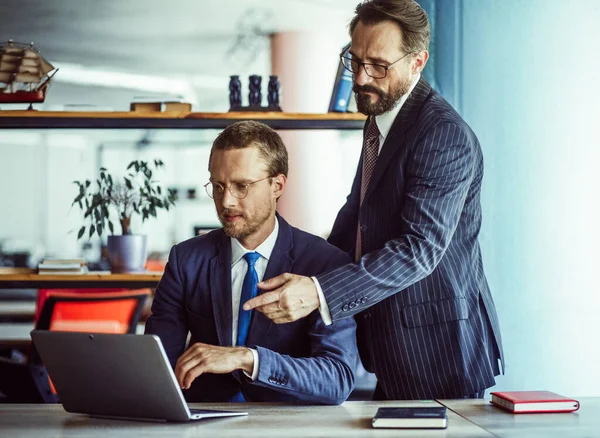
340, 51, 414, 79
204, 176, 272, 200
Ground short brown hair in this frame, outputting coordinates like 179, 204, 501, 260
349, 0, 430, 53
209, 121, 289, 177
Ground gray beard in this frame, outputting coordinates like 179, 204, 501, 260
354, 79, 411, 116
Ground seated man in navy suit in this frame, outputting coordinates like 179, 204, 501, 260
145, 121, 357, 404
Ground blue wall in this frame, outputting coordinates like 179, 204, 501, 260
434, 0, 600, 395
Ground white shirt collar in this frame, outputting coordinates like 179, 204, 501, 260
375, 74, 421, 141
230, 216, 279, 265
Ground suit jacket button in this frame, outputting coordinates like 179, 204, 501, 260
360, 225, 367, 232
342, 304, 349, 312
361, 297, 367, 304
349, 302, 356, 309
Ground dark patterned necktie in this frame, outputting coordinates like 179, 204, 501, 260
356, 117, 380, 260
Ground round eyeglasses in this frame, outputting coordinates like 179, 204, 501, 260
340, 51, 414, 79
204, 176, 271, 200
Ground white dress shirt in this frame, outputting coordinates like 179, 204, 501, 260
314, 75, 421, 325
230, 217, 279, 378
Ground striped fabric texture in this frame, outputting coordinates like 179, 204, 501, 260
355, 117, 381, 260
321, 78, 504, 400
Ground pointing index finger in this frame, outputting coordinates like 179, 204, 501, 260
243, 290, 281, 311
258, 273, 292, 290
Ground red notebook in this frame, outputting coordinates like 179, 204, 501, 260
490, 391, 580, 413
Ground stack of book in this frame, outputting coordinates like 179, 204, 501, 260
130, 100, 192, 112
38, 259, 89, 275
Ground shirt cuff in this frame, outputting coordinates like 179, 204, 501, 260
242, 348, 259, 381
311, 276, 332, 326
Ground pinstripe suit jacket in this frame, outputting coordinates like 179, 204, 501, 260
318, 78, 504, 399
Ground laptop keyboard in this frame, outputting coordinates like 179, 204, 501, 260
189, 409, 228, 414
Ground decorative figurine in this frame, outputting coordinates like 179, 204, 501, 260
248, 75, 262, 107
0, 40, 58, 109
228, 75, 242, 110
267, 75, 281, 111
228, 74, 282, 112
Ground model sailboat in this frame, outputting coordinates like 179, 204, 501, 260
0, 40, 57, 105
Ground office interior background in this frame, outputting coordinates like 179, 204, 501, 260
1, 0, 599, 397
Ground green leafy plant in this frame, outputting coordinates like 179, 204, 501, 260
72, 159, 176, 239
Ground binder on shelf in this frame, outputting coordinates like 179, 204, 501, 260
328, 43, 353, 113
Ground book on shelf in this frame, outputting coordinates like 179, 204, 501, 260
371, 406, 447, 429
328, 42, 353, 113
130, 101, 192, 113
490, 391, 580, 413
38, 259, 88, 275
39, 258, 87, 265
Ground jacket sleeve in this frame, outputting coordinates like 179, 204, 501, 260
319, 122, 476, 320
144, 245, 189, 368
248, 251, 358, 405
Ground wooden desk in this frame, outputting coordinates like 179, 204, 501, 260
439, 398, 595, 438
0, 401, 492, 437
1, 399, 596, 437
0, 269, 162, 289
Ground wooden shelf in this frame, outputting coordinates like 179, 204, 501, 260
0, 111, 366, 130
0, 269, 162, 289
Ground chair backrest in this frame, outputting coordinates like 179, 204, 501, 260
35, 288, 127, 323
35, 289, 150, 334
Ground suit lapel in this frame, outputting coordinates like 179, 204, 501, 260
245, 214, 293, 346
363, 78, 432, 202
209, 232, 233, 347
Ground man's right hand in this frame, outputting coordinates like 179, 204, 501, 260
243, 273, 320, 323
175, 342, 254, 389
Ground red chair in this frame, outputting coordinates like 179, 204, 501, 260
34, 288, 127, 323
0, 289, 150, 403
35, 290, 149, 334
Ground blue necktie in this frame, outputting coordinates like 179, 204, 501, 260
237, 252, 261, 346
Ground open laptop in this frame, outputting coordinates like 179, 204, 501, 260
30, 330, 248, 422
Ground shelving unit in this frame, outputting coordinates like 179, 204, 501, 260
0, 111, 366, 130
0, 268, 162, 289
0, 110, 365, 291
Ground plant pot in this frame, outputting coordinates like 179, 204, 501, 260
107, 235, 148, 273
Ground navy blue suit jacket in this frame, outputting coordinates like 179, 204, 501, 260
145, 215, 357, 404
318, 79, 504, 399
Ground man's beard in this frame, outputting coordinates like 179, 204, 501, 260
219, 206, 272, 240
353, 78, 412, 116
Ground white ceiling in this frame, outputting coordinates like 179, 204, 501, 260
0, 0, 358, 110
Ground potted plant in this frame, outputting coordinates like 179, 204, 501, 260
72, 159, 176, 273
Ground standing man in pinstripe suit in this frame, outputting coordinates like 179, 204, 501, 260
244, 0, 504, 400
